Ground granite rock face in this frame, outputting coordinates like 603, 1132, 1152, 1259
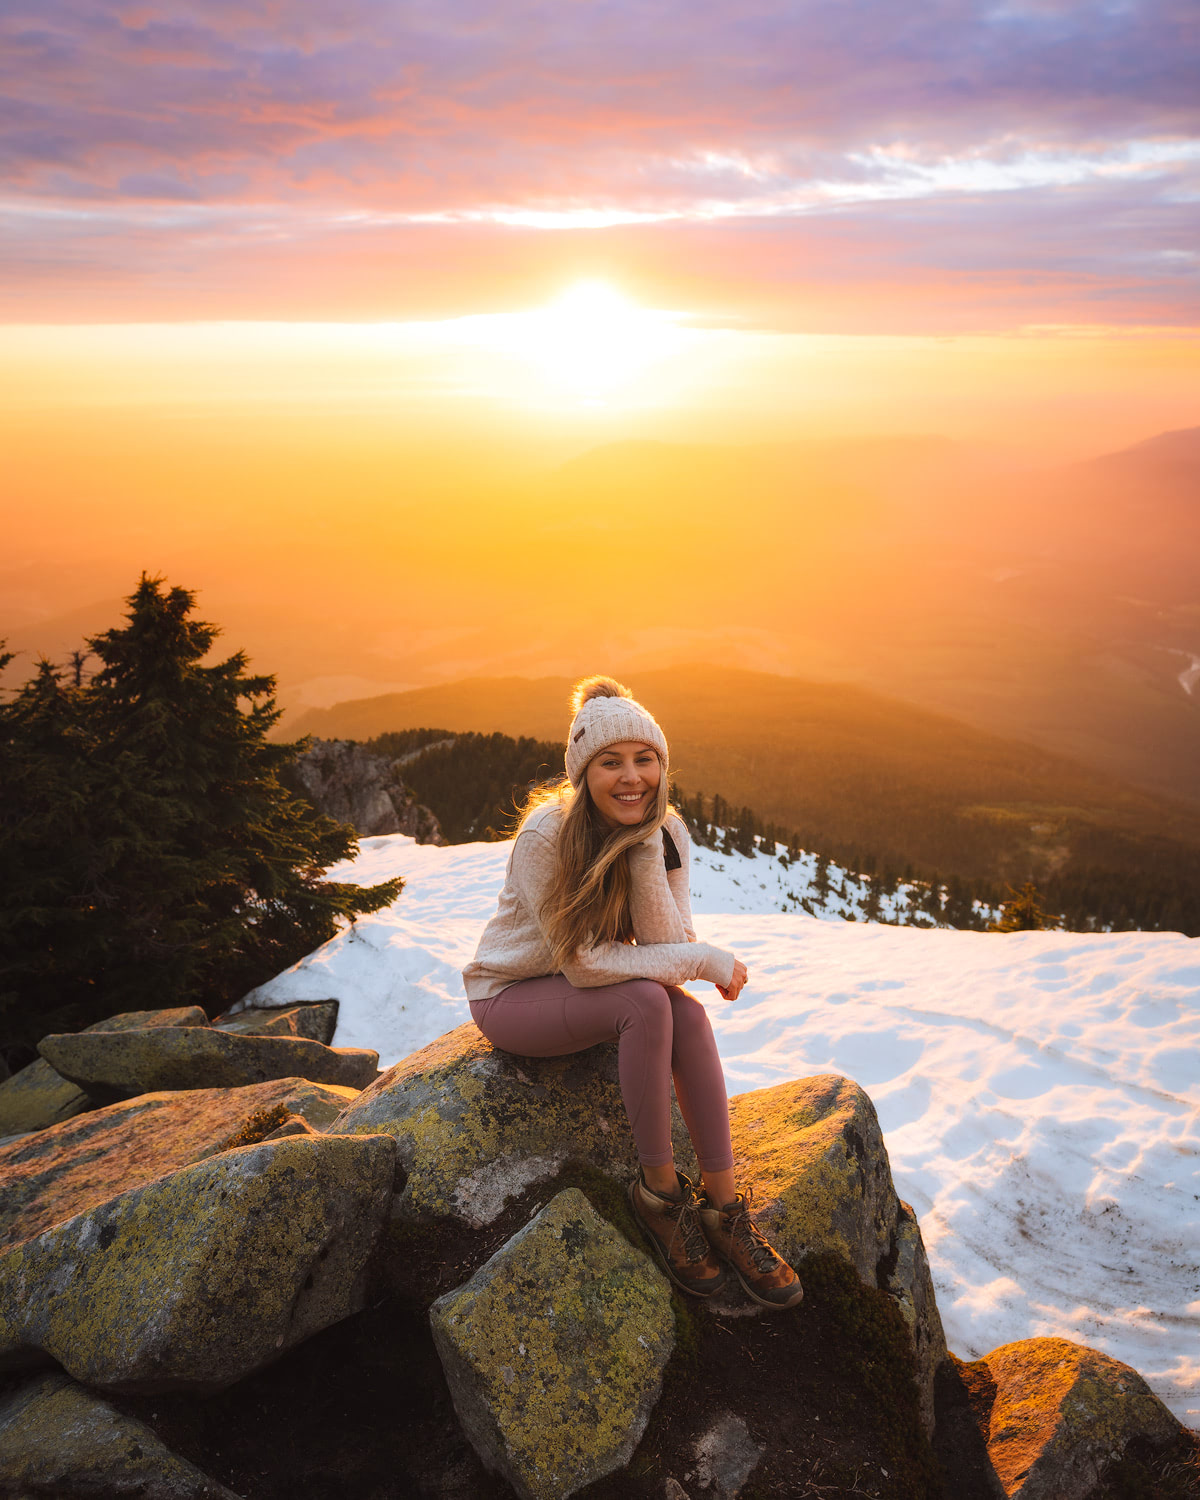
726, 1073, 947, 1432
39, 1026, 378, 1103
0, 1133, 395, 1391
0, 1370, 241, 1498
976, 1337, 1183, 1499
328, 1023, 696, 1226
0, 1077, 360, 1250
214, 1000, 339, 1045
290, 737, 444, 841
430, 1188, 674, 1500
0, 1006, 209, 1136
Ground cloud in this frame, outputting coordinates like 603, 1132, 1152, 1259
1, 0, 1197, 326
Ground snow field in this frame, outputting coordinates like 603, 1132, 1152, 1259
245, 833, 1200, 1426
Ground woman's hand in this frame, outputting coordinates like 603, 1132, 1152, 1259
716, 959, 748, 1002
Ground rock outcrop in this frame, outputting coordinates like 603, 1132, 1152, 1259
328, 1023, 697, 1225
974, 1337, 1183, 1499
0, 1010, 1186, 1500
0, 1133, 395, 1391
0, 1005, 209, 1137
726, 1072, 946, 1430
289, 738, 444, 841
0, 1371, 241, 1498
214, 1000, 339, 1045
39, 1026, 378, 1103
430, 1188, 675, 1500
0, 1077, 359, 1250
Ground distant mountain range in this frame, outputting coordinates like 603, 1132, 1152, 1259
8, 425, 1198, 806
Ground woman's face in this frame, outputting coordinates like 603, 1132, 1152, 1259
585, 740, 662, 829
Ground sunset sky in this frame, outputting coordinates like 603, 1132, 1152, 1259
2, 1, 1199, 701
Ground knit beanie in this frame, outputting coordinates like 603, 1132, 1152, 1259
565, 676, 669, 788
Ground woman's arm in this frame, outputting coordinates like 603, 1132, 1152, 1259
665, 816, 700, 942
509, 827, 736, 990
627, 822, 691, 945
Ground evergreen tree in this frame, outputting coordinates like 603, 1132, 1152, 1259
989, 882, 1050, 932
0, 578, 401, 1049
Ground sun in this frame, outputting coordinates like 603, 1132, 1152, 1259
455, 280, 685, 405
525, 281, 675, 399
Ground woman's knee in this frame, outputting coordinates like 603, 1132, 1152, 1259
667, 986, 717, 1045
614, 979, 673, 1037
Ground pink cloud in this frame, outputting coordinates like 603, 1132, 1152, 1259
1, 0, 1197, 326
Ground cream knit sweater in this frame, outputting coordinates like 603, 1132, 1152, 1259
462, 803, 737, 1000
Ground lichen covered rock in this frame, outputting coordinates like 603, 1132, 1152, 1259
329, 1023, 696, 1225
0, 1370, 240, 1498
0, 1133, 395, 1391
39, 1026, 378, 1104
430, 1188, 674, 1500
727, 1073, 946, 1429
0, 1006, 209, 1136
0, 1077, 359, 1250
978, 1337, 1183, 1499
213, 1000, 339, 1045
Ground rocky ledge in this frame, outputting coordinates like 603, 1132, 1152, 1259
0, 1012, 1192, 1499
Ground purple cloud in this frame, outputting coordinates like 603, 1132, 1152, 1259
1, 0, 1197, 324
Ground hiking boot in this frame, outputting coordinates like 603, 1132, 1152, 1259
698, 1189, 804, 1310
628, 1171, 728, 1298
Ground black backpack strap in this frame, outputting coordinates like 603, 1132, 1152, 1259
661, 826, 682, 871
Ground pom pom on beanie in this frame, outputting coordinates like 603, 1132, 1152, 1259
565, 676, 669, 788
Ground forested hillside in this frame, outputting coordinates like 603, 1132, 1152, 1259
287, 666, 1200, 925
366, 729, 1200, 935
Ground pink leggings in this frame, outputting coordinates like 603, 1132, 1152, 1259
469, 975, 734, 1172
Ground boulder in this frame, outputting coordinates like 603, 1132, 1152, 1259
0, 1370, 241, 1498
0, 1077, 359, 1250
328, 1024, 696, 1225
38, 1026, 378, 1104
0, 1006, 209, 1136
430, 1188, 674, 1500
213, 1000, 339, 1045
288, 737, 444, 841
0, 1132, 395, 1391
726, 1074, 946, 1431
976, 1337, 1183, 1499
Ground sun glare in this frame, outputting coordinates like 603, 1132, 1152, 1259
450, 280, 687, 405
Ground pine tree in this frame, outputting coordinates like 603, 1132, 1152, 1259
989, 882, 1050, 932
0, 578, 401, 1049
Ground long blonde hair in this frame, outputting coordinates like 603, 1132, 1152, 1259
517, 684, 671, 970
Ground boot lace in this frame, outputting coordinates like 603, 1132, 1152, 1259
662, 1183, 712, 1265
724, 1190, 780, 1274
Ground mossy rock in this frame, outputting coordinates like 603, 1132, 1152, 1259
328, 1023, 696, 1226
38, 1026, 378, 1104
0, 1077, 358, 1251
213, 1000, 339, 1045
0, 1006, 209, 1137
977, 1337, 1183, 1499
0, 1370, 241, 1498
0, 1133, 395, 1392
430, 1188, 674, 1500
727, 1072, 946, 1432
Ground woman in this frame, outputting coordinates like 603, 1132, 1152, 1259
463, 676, 802, 1310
